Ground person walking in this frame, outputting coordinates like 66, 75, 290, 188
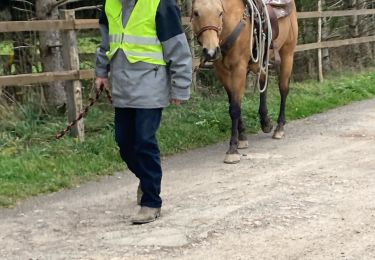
95, 0, 192, 224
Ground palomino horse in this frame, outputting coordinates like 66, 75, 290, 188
191, 0, 298, 163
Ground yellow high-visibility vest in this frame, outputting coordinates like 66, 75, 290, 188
105, 0, 166, 65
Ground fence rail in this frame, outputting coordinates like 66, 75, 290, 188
297, 8, 375, 19
0, 19, 99, 33
0, 69, 93, 87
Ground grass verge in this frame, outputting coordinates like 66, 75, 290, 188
1, 70, 375, 207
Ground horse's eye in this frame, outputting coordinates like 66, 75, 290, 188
194, 10, 199, 17
219, 11, 223, 17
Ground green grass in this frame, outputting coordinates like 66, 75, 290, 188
78, 36, 101, 53
0, 41, 13, 55
1, 70, 375, 207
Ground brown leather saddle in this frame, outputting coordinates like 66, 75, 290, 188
265, 0, 294, 41
252, 0, 294, 66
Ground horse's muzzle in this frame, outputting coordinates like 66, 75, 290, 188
202, 47, 221, 62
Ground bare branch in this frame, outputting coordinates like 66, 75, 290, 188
52, 0, 70, 8
11, 6, 35, 14
68, 5, 103, 12
11, 0, 34, 7
51, 0, 87, 10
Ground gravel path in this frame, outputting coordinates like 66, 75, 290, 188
1, 99, 375, 259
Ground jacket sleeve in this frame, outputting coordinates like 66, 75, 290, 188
156, 0, 192, 101
95, 2, 110, 78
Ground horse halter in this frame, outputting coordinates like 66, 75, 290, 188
195, 25, 222, 41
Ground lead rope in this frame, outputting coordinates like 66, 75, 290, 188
246, 0, 273, 93
259, 0, 273, 93
55, 81, 112, 140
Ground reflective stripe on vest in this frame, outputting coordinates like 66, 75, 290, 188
109, 34, 161, 46
105, 0, 166, 65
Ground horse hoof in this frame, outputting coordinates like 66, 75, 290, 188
262, 124, 274, 134
224, 153, 241, 164
261, 120, 273, 133
273, 129, 285, 139
238, 140, 249, 149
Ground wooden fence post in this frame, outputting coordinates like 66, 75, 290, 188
318, 0, 324, 82
60, 10, 85, 141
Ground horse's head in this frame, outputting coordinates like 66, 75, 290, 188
191, 0, 224, 62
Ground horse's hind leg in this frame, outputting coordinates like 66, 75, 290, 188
273, 50, 294, 139
238, 117, 249, 149
258, 76, 274, 133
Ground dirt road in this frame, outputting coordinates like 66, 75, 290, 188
1, 99, 375, 260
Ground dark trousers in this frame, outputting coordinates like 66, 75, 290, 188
115, 107, 163, 208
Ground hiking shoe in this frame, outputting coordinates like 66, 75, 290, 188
137, 184, 143, 205
131, 207, 161, 224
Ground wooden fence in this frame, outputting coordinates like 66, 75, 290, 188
1, 7, 375, 140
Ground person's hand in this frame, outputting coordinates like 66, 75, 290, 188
170, 99, 183, 105
95, 77, 109, 92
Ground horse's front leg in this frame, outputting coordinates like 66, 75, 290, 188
216, 60, 247, 164
224, 97, 242, 164
238, 117, 249, 149
224, 65, 248, 163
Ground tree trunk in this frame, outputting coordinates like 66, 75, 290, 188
321, 0, 332, 72
357, 0, 373, 66
0, 1, 11, 22
348, 0, 361, 66
35, 0, 67, 109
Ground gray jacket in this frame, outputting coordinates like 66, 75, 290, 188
95, 0, 192, 108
